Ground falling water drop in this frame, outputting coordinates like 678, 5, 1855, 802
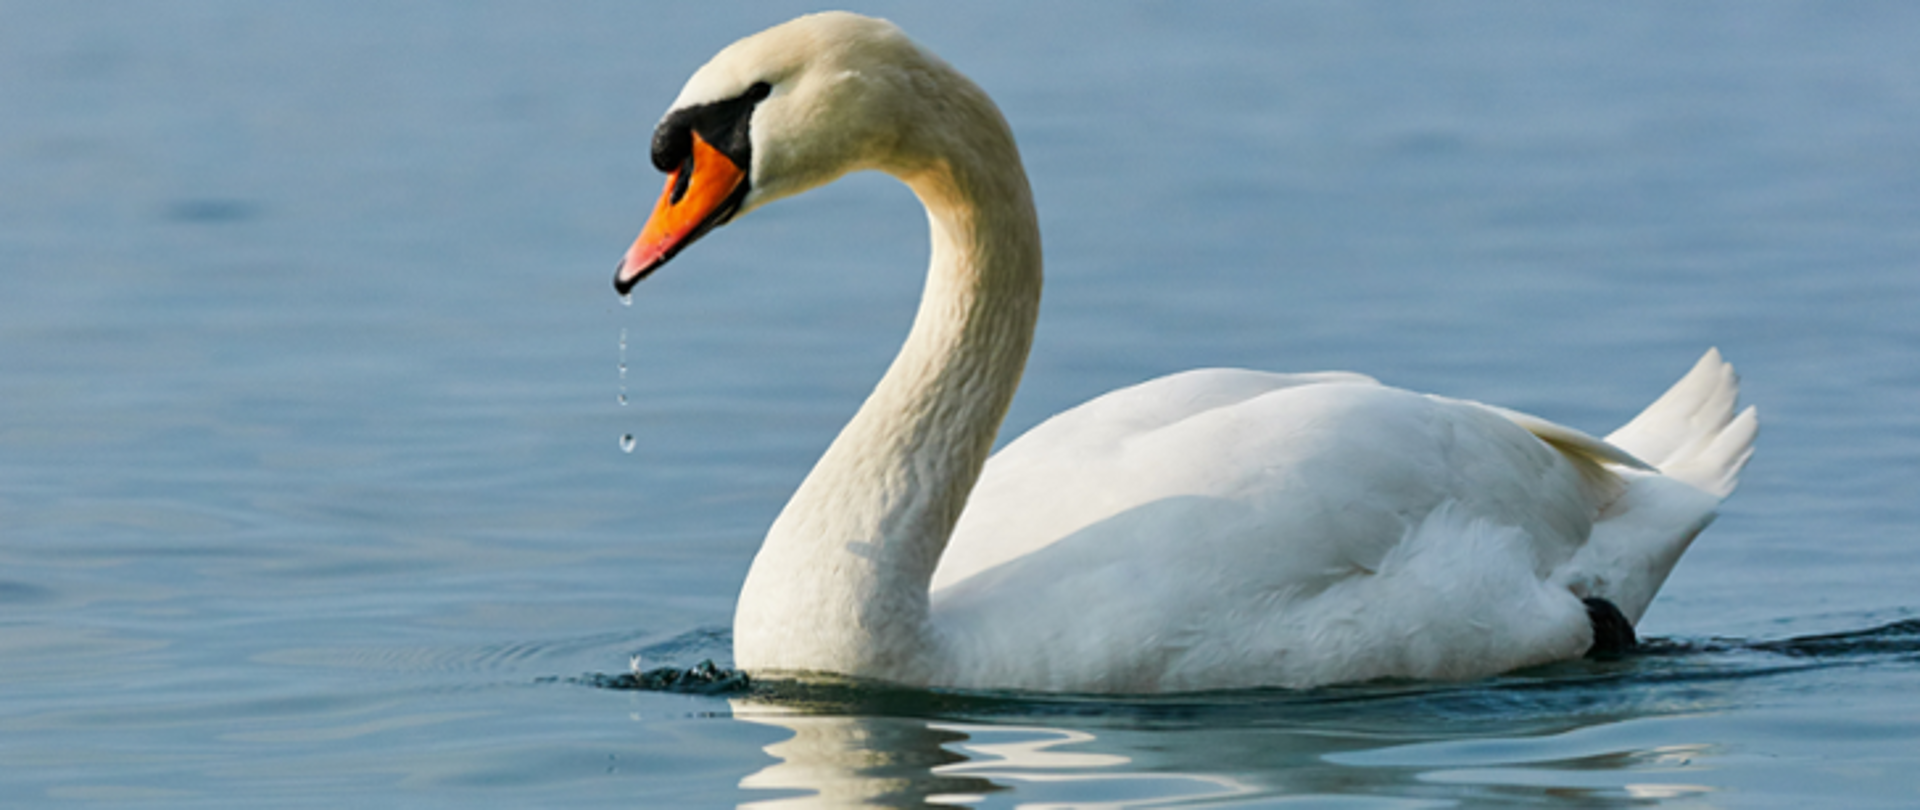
617, 327, 630, 404
620, 292, 634, 307
617, 327, 635, 451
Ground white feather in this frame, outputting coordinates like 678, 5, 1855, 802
642, 13, 1757, 692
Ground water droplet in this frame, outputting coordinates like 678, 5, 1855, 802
620, 292, 634, 307
616, 329, 635, 447
618, 328, 630, 380
616, 327, 631, 400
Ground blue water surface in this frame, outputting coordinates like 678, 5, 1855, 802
3, 2, 1918, 806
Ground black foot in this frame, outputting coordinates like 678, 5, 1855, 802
1584, 597, 1638, 659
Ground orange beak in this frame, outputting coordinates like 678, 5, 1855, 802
616, 131, 749, 294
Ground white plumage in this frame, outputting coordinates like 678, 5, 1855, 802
618, 12, 1757, 693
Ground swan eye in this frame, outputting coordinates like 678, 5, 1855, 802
745, 81, 772, 102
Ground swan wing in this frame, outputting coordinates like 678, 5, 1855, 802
932, 368, 1377, 590
930, 373, 1612, 690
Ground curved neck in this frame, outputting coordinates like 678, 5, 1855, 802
733, 102, 1042, 680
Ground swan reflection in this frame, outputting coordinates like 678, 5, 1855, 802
734, 702, 997, 809
717, 665, 1740, 808
732, 700, 1257, 809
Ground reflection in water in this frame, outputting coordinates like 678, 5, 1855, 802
733, 704, 1265, 809
565, 621, 1920, 805
734, 704, 999, 809
933, 724, 1266, 807
729, 691, 1726, 808
708, 621, 1920, 807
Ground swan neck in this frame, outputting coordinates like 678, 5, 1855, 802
736, 92, 1041, 680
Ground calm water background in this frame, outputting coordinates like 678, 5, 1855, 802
4, 1, 1919, 806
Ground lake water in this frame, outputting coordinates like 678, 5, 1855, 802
4, 2, 1918, 806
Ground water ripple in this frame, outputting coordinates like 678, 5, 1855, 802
567, 618, 1920, 718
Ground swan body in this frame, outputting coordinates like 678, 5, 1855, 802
616, 12, 1757, 692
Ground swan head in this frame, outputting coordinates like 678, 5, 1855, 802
616, 12, 957, 293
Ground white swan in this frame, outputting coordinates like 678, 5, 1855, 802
615, 12, 1758, 693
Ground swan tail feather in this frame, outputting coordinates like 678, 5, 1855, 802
1605, 348, 1757, 499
